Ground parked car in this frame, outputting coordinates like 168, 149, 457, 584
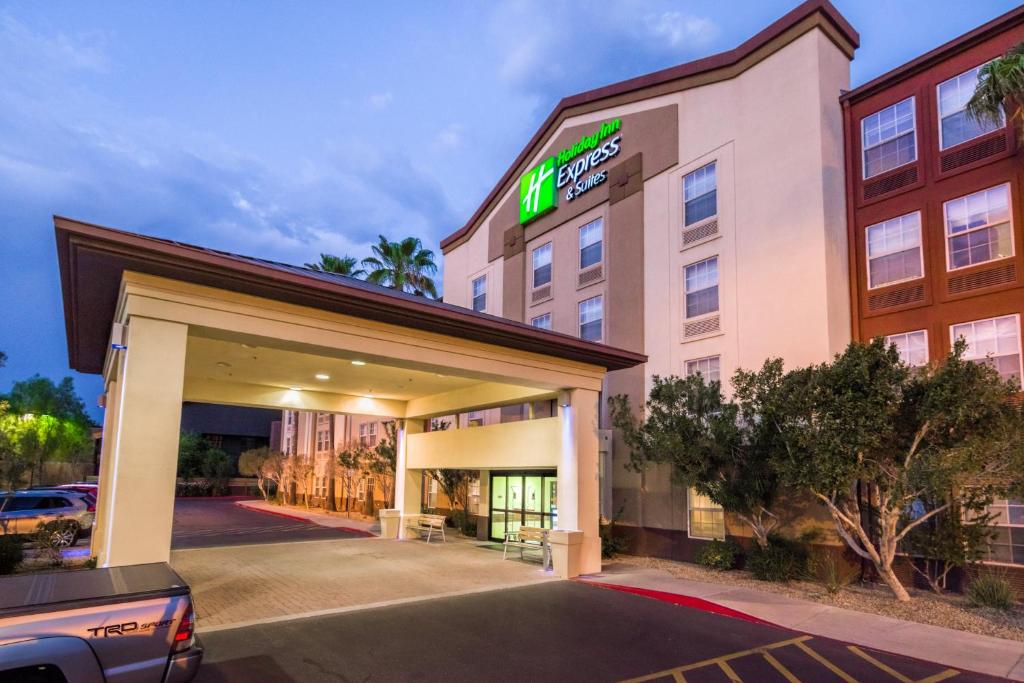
0, 562, 203, 681
55, 482, 99, 497
0, 490, 94, 545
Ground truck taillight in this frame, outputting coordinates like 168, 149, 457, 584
87, 502, 96, 512
172, 602, 194, 652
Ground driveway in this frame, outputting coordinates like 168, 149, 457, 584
172, 498, 362, 549
172, 536, 555, 630
195, 580, 1001, 682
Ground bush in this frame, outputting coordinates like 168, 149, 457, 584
806, 550, 857, 594
696, 540, 741, 571
0, 535, 23, 575
176, 480, 213, 497
600, 522, 630, 559
34, 519, 79, 568
967, 572, 1018, 610
748, 535, 809, 582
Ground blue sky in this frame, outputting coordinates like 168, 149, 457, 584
0, 0, 1018, 421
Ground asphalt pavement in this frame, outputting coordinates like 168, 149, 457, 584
194, 580, 1001, 682
172, 498, 362, 549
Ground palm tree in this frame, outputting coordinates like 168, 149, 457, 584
361, 235, 439, 298
305, 253, 366, 278
967, 42, 1024, 144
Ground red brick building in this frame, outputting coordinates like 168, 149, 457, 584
842, 6, 1024, 585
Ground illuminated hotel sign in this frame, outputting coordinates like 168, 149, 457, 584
519, 118, 622, 225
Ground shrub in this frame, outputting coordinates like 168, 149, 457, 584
0, 535, 23, 575
967, 572, 1018, 610
748, 535, 809, 582
696, 540, 741, 571
806, 550, 857, 594
176, 480, 213, 497
600, 522, 630, 559
34, 519, 79, 568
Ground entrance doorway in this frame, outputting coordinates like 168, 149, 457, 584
489, 471, 557, 541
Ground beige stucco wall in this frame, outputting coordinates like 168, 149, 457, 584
406, 416, 561, 470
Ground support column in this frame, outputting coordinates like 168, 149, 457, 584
476, 469, 490, 540
558, 388, 601, 575
394, 417, 424, 539
101, 317, 188, 567
90, 373, 120, 564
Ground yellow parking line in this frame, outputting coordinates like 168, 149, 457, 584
793, 640, 858, 683
671, 672, 687, 683
718, 660, 742, 682
916, 669, 959, 683
763, 651, 801, 683
848, 646, 912, 682
618, 635, 811, 683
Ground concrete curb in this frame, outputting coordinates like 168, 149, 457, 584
583, 581, 775, 626
234, 500, 377, 537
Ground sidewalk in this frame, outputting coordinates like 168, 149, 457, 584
236, 499, 379, 536
582, 563, 1024, 681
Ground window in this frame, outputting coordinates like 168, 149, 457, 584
985, 498, 1024, 565
579, 219, 603, 269
471, 275, 487, 312
578, 296, 603, 342
688, 488, 724, 540
357, 478, 366, 501
531, 313, 552, 330
427, 478, 439, 508
359, 423, 369, 447
467, 410, 485, 427
684, 257, 719, 319
683, 162, 716, 226
951, 314, 1022, 383
862, 97, 916, 178
866, 212, 923, 288
685, 356, 721, 383
939, 65, 1003, 150
368, 422, 378, 446
944, 184, 1013, 270
885, 330, 928, 367
316, 429, 330, 452
532, 243, 552, 288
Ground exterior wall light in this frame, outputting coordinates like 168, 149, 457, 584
351, 360, 367, 366
289, 387, 303, 392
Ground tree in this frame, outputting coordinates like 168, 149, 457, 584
177, 432, 208, 480
902, 493, 995, 595
336, 443, 368, 515
16, 413, 92, 487
238, 446, 272, 500
291, 457, 315, 509
967, 42, 1024, 144
368, 421, 398, 508
426, 468, 474, 532
772, 338, 1024, 601
259, 450, 287, 502
361, 235, 438, 297
609, 362, 784, 549
305, 254, 366, 278
4, 376, 90, 428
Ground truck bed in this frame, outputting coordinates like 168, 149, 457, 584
0, 562, 190, 618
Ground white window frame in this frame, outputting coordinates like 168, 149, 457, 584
579, 218, 604, 270
687, 487, 725, 541
578, 295, 604, 343
684, 355, 721, 383
683, 256, 719, 320
937, 63, 1005, 151
943, 183, 1015, 272
531, 313, 552, 330
683, 162, 717, 227
861, 96, 918, 179
865, 211, 925, 290
471, 274, 487, 313
949, 314, 1023, 383
983, 498, 1024, 566
357, 478, 366, 501
532, 242, 552, 289
884, 329, 929, 367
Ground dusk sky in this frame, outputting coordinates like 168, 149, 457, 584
1, 0, 1019, 421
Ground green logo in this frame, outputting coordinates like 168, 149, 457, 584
519, 156, 557, 225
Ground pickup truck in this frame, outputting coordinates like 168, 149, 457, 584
0, 563, 202, 682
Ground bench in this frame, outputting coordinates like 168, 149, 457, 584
503, 526, 550, 569
404, 513, 447, 543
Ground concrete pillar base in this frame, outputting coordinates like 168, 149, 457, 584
379, 509, 401, 539
548, 529, 584, 578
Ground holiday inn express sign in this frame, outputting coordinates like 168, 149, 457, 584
519, 118, 622, 225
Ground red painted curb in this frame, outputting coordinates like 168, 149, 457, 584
581, 581, 776, 626
236, 502, 377, 536
177, 495, 258, 501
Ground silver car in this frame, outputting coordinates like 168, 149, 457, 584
0, 490, 94, 546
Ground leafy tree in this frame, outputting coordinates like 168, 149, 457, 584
361, 235, 438, 297
238, 446, 272, 500
368, 420, 397, 508
336, 443, 369, 514
16, 413, 92, 487
426, 468, 474, 532
259, 450, 287, 502
177, 432, 209, 480
290, 457, 315, 509
305, 254, 366, 278
772, 338, 1024, 601
4, 376, 90, 428
609, 361, 785, 548
967, 42, 1024, 144
902, 493, 995, 595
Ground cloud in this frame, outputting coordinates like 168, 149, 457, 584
646, 11, 719, 49
0, 12, 108, 74
367, 92, 394, 109
434, 123, 463, 149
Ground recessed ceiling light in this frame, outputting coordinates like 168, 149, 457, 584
216, 361, 231, 368
351, 360, 366, 366
315, 373, 330, 381
289, 387, 303, 392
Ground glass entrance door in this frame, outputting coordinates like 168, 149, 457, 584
489, 471, 556, 541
